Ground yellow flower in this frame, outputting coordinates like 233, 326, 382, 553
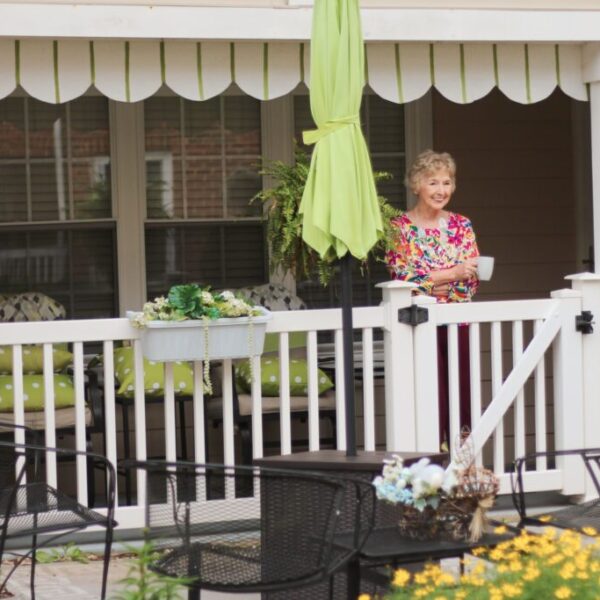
357, 595, 370, 600
523, 566, 541, 581
494, 525, 508, 534
582, 526, 597, 536
455, 592, 467, 600
392, 568, 411, 587
555, 587, 572, 599
471, 547, 486, 556
539, 515, 553, 522
501, 583, 522, 598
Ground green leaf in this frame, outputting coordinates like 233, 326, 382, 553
168, 284, 202, 318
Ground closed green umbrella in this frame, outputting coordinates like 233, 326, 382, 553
300, 0, 383, 456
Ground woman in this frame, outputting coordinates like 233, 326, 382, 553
386, 150, 479, 447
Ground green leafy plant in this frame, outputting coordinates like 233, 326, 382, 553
131, 285, 261, 328
111, 539, 194, 600
252, 146, 401, 286
36, 542, 93, 564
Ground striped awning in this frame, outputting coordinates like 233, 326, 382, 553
0, 39, 588, 104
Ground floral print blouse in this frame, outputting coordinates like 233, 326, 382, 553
386, 212, 479, 303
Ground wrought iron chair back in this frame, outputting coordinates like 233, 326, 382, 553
124, 460, 375, 596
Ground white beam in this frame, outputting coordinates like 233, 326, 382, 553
3, 5, 600, 42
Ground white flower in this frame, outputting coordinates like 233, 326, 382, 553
201, 291, 214, 305
220, 290, 235, 300
442, 464, 459, 493
420, 464, 445, 490
412, 478, 425, 499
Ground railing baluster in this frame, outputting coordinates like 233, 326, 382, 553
222, 358, 235, 499
103, 340, 118, 503
12, 344, 25, 481
133, 340, 147, 509
362, 328, 375, 451
491, 321, 504, 474
73, 341, 87, 506
192, 361, 207, 503
42, 343, 57, 488
278, 333, 291, 455
251, 355, 263, 460
469, 323, 482, 467
513, 321, 526, 467
534, 319, 547, 471
192, 361, 206, 464
164, 362, 176, 462
334, 329, 346, 451
307, 331, 319, 452
447, 324, 460, 452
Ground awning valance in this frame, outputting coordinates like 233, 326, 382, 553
0, 39, 588, 104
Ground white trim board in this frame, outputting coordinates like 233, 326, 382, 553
2, 5, 600, 42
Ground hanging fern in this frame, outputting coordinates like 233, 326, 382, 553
252, 146, 401, 286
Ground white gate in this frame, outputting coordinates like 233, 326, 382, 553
408, 289, 586, 495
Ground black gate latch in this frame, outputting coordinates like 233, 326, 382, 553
398, 305, 429, 326
576, 310, 594, 334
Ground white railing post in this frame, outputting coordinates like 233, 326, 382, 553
566, 273, 600, 497
412, 295, 439, 452
376, 281, 417, 451
550, 288, 585, 496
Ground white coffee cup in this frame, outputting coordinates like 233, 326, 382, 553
477, 256, 495, 281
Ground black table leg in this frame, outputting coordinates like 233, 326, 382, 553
187, 587, 200, 600
346, 555, 360, 600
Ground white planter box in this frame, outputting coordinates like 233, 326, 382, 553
127, 307, 272, 362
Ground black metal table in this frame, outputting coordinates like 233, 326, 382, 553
335, 527, 516, 598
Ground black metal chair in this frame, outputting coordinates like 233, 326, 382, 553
512, 448, 600, 533
123, 460, 375, 599
0, 422, 117, 599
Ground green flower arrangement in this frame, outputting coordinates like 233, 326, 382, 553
130, 284, 264, 394
370, 526, 600, 600
131, 284, 262, 328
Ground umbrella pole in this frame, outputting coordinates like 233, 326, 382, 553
340, 252, 357, 457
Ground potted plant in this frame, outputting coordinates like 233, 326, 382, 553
128, 283, 271, 373
372, 447, 499, 543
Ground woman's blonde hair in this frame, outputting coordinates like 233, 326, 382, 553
405, 150, 457, 194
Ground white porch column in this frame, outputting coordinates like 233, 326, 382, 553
376, 281, 416, 451
583, 44, 600, 272
566, 273, 600, 457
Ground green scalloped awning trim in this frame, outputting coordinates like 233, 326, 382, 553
394, 43, 404, 104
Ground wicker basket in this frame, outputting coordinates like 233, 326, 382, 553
397, 496, 480, 541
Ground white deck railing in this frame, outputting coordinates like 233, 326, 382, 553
0, 274, 598, 531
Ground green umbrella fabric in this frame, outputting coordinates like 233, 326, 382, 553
300, 0, 383, 261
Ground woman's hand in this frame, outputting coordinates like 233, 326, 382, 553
451, 258, 478, 281
432, 283, 450, 299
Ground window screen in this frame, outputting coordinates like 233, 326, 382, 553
0, 96, 117, 318
144, 95, 267, 297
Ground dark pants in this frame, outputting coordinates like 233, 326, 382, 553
437, 325, 472, 446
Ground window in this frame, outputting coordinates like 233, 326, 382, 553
293, 93, 407, 308
144, 95, 267, 297
0, 96, 118, 318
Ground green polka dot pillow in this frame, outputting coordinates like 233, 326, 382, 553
236, 358, 333, 397
0, 374, 75, 412
0, 345, 73, 374
114, 347, 194, 398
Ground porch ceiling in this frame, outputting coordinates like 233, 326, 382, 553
0, 39, 588, 104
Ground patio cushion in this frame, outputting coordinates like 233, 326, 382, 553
113, 347, 194, 398
0, 292, 66, 322
0, 346, 73, 375
0, 374, 75, 412
236, 357, 333, 397
0, 405, 92, 430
